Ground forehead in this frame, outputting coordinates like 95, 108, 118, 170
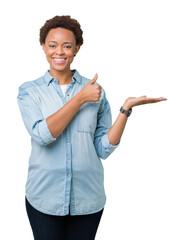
46, 28, 76, 43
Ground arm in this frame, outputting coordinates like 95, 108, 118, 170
93, 90, 120, 160
108, 112, 128, 146
46, 92, 84, 138
46, 74, 101, 138
17, 74, 100, 146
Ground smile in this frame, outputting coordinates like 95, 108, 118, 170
52, 58, 67, 64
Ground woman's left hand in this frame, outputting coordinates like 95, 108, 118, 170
123, 95, 167, 110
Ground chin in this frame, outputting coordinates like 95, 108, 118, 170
51, 65, 66, 72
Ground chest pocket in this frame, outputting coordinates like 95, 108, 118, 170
77, 102, 99, 135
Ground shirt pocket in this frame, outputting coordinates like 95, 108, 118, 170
77, 102, 99, 135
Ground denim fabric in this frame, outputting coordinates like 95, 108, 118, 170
17, 69, 120, 216
25, 196, 104, 240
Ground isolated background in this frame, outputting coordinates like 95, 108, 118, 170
1, 0, 184, 239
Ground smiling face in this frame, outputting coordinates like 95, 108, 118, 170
42, 27, 80, 75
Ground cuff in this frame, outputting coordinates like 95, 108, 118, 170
101, 133, 120, 151
39, 119, 57, 145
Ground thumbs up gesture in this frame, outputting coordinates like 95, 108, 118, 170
80, 73, 102, 103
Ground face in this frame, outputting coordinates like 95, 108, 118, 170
42, 28, 80, 74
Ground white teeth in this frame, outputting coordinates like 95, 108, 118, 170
54, 58, 65, 61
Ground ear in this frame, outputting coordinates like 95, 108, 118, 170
42, 43, 46, 54
75, 45, 80, 55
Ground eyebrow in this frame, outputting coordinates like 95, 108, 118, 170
48, 41, 73, 44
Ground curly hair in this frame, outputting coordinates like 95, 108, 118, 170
39, 15, 83, 46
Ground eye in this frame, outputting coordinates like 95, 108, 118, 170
64, 45, 72, 49
49, 45, 56, 48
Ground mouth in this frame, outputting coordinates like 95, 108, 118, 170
52, 57, 67, 64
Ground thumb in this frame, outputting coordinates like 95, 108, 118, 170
139, 95, 147, 98
89, 73, 98, 84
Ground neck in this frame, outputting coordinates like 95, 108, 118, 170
49, 68, 74, 85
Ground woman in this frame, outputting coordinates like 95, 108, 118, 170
17, 15, 167, 240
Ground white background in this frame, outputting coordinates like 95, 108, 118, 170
0, 0, 184, 239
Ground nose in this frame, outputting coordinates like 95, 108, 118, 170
56, 46, 64, 55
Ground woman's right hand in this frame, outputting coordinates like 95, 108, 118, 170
79, 74, 102, 103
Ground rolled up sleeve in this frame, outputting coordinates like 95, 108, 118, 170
17, 87, 56, 146
93, 89, 120, 160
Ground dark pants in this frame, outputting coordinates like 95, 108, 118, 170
25, 196, 104, 240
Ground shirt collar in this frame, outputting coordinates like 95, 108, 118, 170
44, 69, 82, 86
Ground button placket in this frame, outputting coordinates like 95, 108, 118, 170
55, 80, 73, 215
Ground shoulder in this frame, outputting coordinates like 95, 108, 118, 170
18, 75, 45, 94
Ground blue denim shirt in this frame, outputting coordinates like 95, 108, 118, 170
17, 69, 120, 216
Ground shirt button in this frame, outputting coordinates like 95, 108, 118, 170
67, 139, 70, 142
67, 157, 70, 160
67, 173, 71, 177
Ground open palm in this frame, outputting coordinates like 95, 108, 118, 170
124, 95, 167, 109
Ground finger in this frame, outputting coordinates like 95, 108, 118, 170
158, 97, 167, 100
89, 73, 98, 84
150, 97, 167, 101
144, 97, 167, 103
